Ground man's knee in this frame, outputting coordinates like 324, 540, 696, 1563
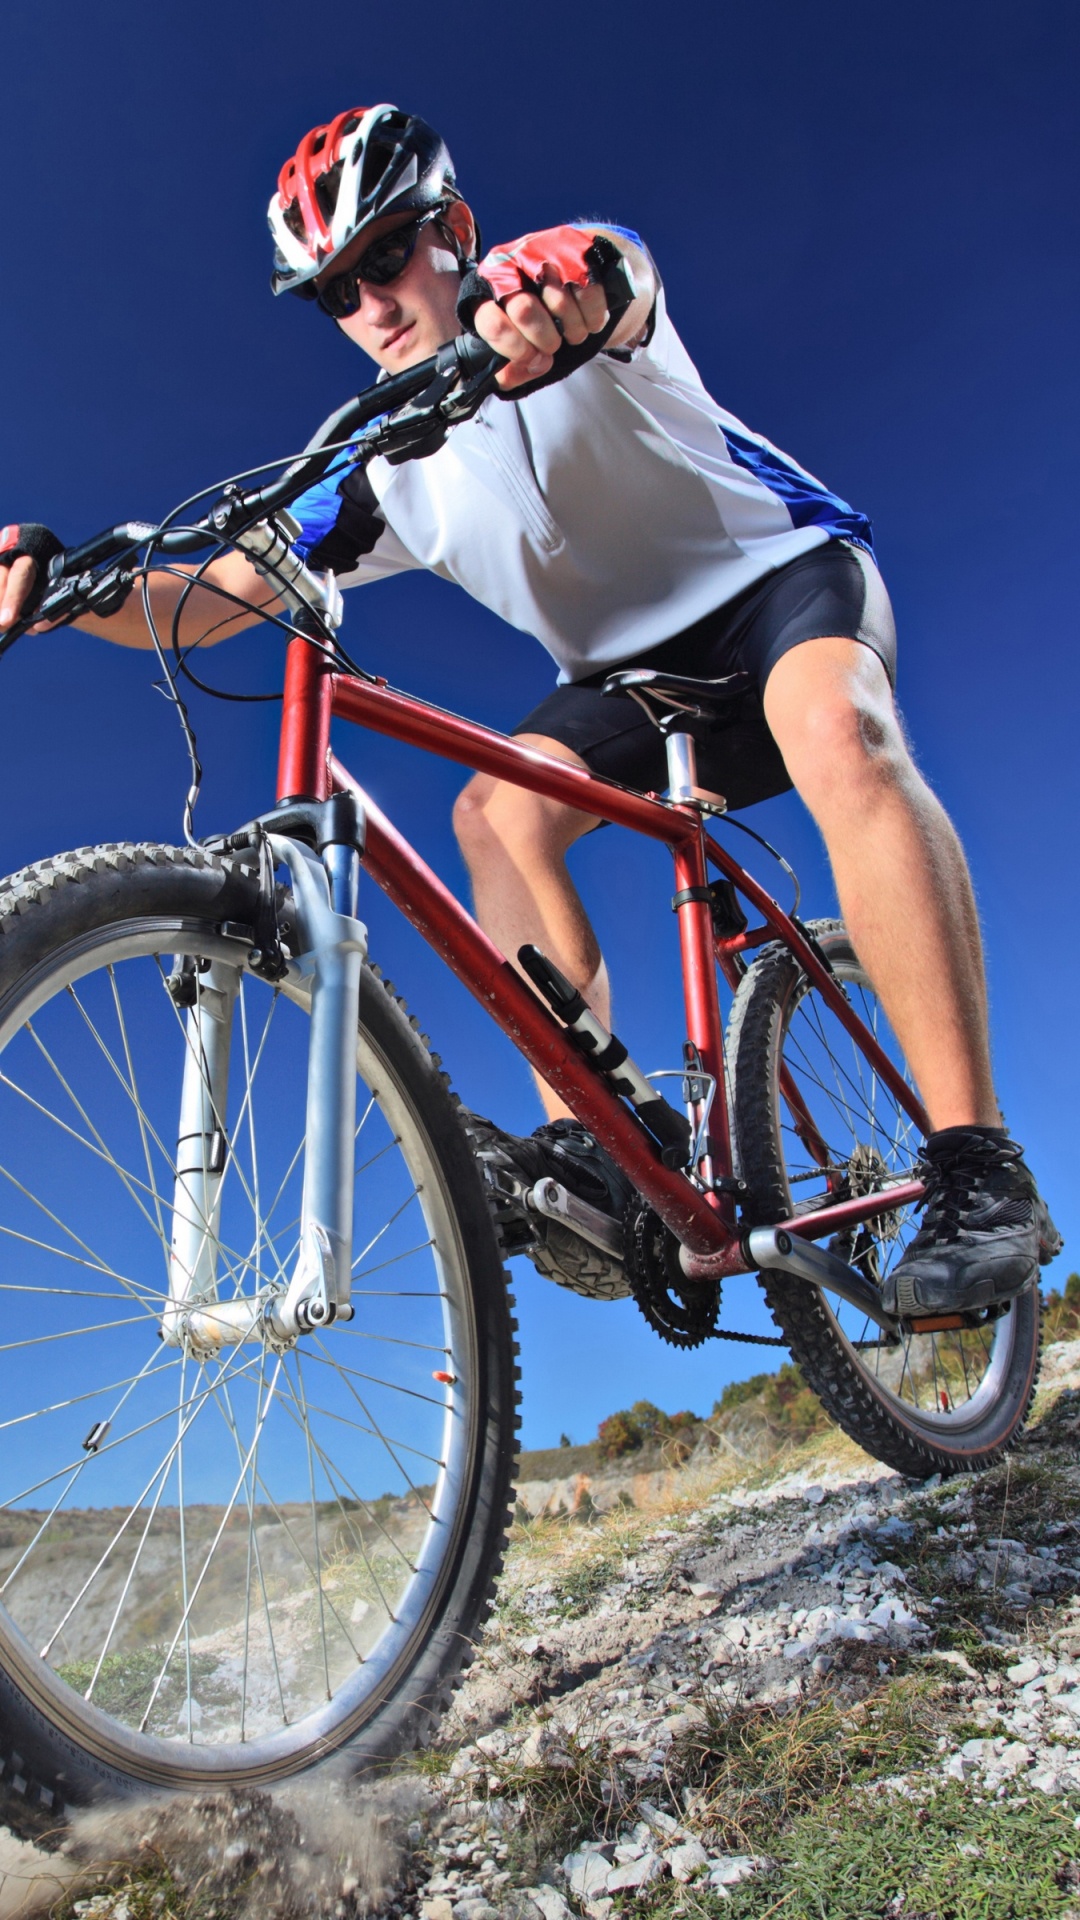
765, 645, 911, 813
453, 774, 567, 867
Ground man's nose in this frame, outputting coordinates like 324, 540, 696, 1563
360, 282, 400, 323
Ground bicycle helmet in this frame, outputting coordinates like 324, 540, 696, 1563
269, 104, 461, 298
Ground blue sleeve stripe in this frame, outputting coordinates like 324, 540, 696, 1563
722, 426, 875, 556
288, 455, 356, 560
572, 220, 644, 250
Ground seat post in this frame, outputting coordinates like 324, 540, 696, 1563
665, 729, 701, 804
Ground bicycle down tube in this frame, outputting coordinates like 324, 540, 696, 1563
276, 633, 926, 1263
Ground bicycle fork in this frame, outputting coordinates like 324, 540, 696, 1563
162, 826, 367, 1353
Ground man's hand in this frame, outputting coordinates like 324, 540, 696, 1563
463, 225, 655, 392
0, 554, 40, 631
474, 273, 612, 392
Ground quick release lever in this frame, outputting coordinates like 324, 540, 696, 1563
517, 944, 692, 1167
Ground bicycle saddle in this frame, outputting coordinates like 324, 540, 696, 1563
601, 667, 756, 727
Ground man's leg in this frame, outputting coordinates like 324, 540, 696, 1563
762, 635, 999, 1131
764, 636, 1058, 1313
452, 735, 609, 1120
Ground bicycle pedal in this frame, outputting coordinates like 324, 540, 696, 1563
527, 1178, 624, 1260
904, 1311, 969, 1334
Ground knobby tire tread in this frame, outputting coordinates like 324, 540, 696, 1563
0, 844, 520, 1821
727, 920, 1042, 1480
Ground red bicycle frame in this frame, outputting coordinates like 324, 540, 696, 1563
277, 633, 928, 1273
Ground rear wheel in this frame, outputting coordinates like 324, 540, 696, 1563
728, 920, 1041, 1477
0, 843, 518, 1815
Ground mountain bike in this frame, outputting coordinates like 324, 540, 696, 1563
0, 335, 1045, 1814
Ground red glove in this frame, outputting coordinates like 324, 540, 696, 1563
476, 226, 601, 303
457, 228, 623, 333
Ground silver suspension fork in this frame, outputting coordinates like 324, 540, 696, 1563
164, 962, 241, 1344
163, 832, 367, 1351
269, 832, 367, 1336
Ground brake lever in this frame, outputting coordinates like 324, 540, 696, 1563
359, 336, 506, 467
0, 566, 136, 658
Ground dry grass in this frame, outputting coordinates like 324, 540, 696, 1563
673, 1675, 940, 1854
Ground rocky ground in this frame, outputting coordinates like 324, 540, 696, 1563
8, 1339, 1080, 1919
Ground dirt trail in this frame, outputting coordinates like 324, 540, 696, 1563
5, 1337, 1080, 1918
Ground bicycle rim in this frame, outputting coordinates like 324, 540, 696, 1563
0, 917, 487, 1783
732, 924, 1035, 1455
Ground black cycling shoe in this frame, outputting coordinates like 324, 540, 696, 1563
465, 1113, 635, 1301
881, 1126, 1061, 1320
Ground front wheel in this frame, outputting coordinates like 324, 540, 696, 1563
727, 919, 1041, 1477
0, 843, 518, 1816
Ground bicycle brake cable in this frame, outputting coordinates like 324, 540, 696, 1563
710, 812, 802, 919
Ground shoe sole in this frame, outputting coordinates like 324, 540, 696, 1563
887, 1262, 1039, 1322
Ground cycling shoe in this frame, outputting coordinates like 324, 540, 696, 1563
465, 1112, 634, 1301
881, 1126, 1059, 1319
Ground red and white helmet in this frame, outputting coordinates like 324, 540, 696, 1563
269, 104, 460, 297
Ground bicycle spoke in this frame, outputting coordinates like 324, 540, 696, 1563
0, 920, 489, 1767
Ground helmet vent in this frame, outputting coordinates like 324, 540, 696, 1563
315, 160, 343, 225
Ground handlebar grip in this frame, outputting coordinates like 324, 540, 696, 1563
453, 332, 507, 378
0, 616, 33, 659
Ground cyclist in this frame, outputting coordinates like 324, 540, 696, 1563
0, 103, 1058, 1321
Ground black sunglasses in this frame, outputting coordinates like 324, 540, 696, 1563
315, 211, 444, 319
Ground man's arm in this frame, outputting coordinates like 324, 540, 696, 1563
467, 226, 657, 393
0, 548, 277, 649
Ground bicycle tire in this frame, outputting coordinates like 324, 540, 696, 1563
727, 919, 1041, 1478
0, 842, 518, 1817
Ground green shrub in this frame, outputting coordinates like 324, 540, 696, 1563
595, 1400, 703, 1460
596, 1409, 642, 1459
1044, 1272, 1080, 1341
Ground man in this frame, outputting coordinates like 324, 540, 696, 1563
0, 103, 1057, 1319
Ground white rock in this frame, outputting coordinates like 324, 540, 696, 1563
421, 1902, 455, 1920
606, 1854, 663, 1893
564, 1850, 614, 1900
613, 1843, 644, 1863
709, 1853, 773, 1888
1057, 1690, 1080, 1720
944, 1752, 970, 1780
667, 1839, 709, 1882
638, 1803, 682, 1838
867, 1598, 920, 1631
526, 1889, 572, 1920
804, 1606, 840, 1635
805, 1485, 825, 1505
1030, 1769, 1063, 1795
474, 1730, 508, 1758
1006, 1658, 1041, 1686
998, 1741, 1034, 1773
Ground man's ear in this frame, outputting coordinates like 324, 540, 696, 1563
443, 198, 479, 263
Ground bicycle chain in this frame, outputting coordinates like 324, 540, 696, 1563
624, 1198, 721, 1349
624, 1199, 789, 1348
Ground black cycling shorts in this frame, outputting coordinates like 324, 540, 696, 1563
512, 539, 897, 811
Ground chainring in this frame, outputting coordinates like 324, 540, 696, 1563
625, 1197, 721, 1349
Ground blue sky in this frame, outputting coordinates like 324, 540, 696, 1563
2, 0, 1077, 1449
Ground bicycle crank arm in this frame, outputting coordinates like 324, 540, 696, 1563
527, 1177, 624, 1260
744, 1225, 899, 1338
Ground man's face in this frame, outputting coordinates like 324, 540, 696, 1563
315, 203, 475, 372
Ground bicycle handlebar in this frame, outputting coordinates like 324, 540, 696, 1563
1, 253, 632, 655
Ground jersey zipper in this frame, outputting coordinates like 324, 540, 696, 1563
473, 409, 563, 554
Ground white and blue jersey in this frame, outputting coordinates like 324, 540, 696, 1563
289, 271, 872, 686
